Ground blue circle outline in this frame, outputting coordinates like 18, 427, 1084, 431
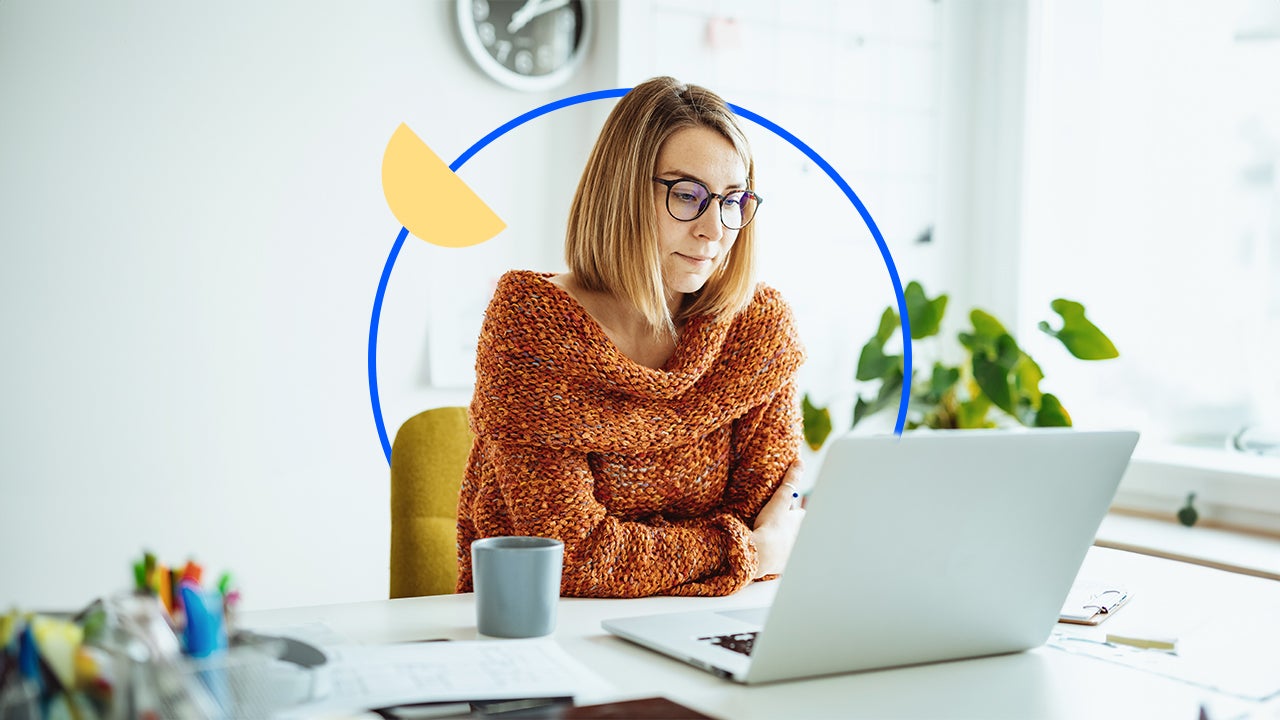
369, 88, 912, 463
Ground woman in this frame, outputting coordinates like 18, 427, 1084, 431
456, 76, 805, 598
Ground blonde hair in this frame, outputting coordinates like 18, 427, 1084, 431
565, 76, 758, 336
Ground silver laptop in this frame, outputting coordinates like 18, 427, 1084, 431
602, 428, 1139, 684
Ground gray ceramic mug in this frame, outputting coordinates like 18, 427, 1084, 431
471, 536, 564, 638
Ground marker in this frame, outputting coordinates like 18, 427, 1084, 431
17, 626, 43, 692
1105, 633, 1177, 652
170, 568, 184, 615
181, 560, 203, 586
153, 564, 172, 615
132, 560, 147, 592
180, 583, 227, 658
143, 551, 156, 585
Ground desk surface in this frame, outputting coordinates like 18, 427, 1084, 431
244, 547, 1280, 719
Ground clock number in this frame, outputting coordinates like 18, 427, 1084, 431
514, 49, 534, 74
557, 6, 575, 34
495, 40, 512, 63
536, 45, 553, 71
472, 0, 489, 22
478, 21, 496, 47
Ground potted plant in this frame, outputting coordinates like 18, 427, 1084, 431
803, 281, 1119, 451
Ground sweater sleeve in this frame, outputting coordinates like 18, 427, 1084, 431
462, 440, 759, 598
721, 376, 803, 526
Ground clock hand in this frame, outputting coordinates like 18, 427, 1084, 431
507, 0, 541, 34
508, 0, 570, 33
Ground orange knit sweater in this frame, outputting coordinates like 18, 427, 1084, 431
456, 270, 804, 598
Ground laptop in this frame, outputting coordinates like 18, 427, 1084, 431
602, 428, 1139, 684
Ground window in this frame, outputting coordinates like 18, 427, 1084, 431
1020, 0, 1280, 531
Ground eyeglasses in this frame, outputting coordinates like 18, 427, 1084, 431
652, 177, 763, 230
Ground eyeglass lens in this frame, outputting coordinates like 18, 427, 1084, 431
665, 180, 759, 229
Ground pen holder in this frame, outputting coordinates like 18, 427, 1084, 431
175, 636, 324, 719
83, 592, 323, 719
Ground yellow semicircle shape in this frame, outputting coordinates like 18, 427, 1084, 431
382, 123, 506, 248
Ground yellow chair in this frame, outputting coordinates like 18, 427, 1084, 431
389, 406, 474, 598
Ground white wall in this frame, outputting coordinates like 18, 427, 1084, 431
613, 0, 950, 432
0, 0, 963, 611
0, 0, 616, 611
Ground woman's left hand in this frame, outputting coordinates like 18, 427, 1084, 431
750, 460, 806, 578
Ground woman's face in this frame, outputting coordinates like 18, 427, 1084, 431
652, 125, 748, 304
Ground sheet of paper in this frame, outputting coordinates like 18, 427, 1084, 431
1049, 601, 1280, 703
273, 640, 611, 719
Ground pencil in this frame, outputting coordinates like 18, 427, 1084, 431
1105, 633, 1177, 651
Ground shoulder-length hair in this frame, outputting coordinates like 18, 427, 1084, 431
564, 76, 757, 336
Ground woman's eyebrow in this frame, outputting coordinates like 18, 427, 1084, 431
658, 169, 748, 191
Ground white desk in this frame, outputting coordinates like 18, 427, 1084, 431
244, 547, 1280, 719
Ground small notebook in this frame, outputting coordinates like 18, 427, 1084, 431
1058, 584, 1130, 625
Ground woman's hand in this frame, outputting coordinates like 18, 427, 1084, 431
750, 460, 806, 578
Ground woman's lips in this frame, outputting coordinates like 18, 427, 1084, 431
676, 253, 713, 266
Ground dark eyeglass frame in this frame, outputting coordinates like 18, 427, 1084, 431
652, 177, 763, 230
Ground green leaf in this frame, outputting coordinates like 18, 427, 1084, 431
856, 308, 900, 381
969, 309, 1009, 341
1033, 393, 1072, 427
972, 352, 1015, 415
853, 396, 872, 428
1040, 299, 1119, 360
852, 367, 903, 428
958, 332, 1000, 359
994, 333, 1022, 371
904, 281, 948, 339
927, 363, 961, 402
856, 343, 892, 382
920, 412, 947, 429
1012, 353, 1045, 406
1015, 397, 1038, 427
801, 394, 833, 451
957, 395, 993, 428
959, 309, 1012, 359
874, 307, 898, 345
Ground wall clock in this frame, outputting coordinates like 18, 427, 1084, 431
456, 0, 592, 92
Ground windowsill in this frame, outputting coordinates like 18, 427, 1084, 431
1101, 440, 1280, 579
1114, 440, 1280, 534
1132, 440, 1280, 487
1095, 511, 1280, 581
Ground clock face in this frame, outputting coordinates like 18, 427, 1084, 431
457, 0, 591, 92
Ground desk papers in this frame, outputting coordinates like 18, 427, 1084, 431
1050, 602, 1280, 703
273, 640, 610, 719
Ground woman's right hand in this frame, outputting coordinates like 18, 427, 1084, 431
750, 460, 806, 578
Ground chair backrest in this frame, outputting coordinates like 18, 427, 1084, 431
389, 406, 474, 598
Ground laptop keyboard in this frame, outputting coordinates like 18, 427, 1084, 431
698, 632, 758, 657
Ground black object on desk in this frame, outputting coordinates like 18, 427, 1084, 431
1058, 586, 1130, 625
375, 696, 719, 720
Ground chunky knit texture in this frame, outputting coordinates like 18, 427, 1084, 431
457, 270, 804, 598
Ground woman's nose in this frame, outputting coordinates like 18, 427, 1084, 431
694, 201, 726, 240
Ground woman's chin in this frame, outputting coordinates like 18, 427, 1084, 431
668, 263, 718, 290
666, 277, 710, 297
